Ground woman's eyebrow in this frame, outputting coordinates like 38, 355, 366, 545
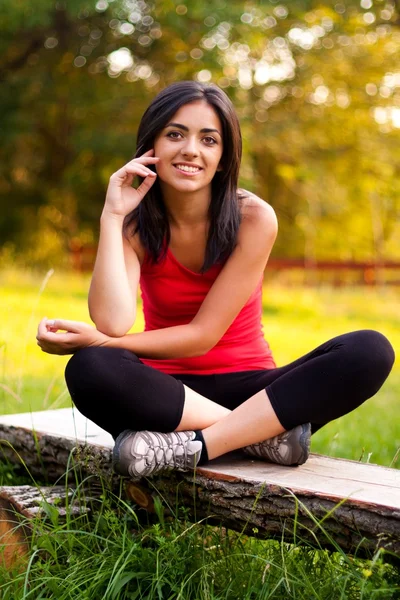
165, 122, 221, 135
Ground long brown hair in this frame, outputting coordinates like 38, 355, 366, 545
124, 81, 243, 272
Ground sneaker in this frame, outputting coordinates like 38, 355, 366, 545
243, 423, 311, 466
112, 430, 203, 478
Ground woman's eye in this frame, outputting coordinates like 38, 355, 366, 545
167, 131, 182, 139
203, 136, 217, 145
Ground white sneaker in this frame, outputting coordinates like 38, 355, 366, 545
112, 430, 203, 478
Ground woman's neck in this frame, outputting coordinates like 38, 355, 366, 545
160, 183, 211, 228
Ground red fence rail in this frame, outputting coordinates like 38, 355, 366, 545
267, 259, 400, 286
70, 245, 400, 285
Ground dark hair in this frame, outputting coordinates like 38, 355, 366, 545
124, 81, 243, 272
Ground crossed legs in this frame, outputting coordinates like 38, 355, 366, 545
65, 330, 395, 471
178, 386, 283, 460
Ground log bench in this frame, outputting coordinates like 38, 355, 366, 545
0, 408, 399, 570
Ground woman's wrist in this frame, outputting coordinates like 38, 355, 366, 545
100, 209, 125, 226
105, 334, 127, 348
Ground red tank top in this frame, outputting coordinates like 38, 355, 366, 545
139, 248, 276, 374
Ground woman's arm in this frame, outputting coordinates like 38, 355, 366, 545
37, 202, 277, 358
88, 215, 139, 336
88, 151, 159, 337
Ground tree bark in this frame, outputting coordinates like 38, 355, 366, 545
132, 466, 400, 557
1, 411, 399, 560
0, 485, 95, 571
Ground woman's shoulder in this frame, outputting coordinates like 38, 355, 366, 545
238, 189, 277, 231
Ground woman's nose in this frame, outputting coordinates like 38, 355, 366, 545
181, 137, 199, 157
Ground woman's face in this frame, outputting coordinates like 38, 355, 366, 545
153, 100, 224, 196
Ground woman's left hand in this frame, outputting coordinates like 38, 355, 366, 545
36, 318, 110, 355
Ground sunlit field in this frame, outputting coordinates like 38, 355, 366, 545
0, 268, 399, 467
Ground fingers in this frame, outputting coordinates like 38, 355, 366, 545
36, 317, 59, 350
38, 332, 71, 344
46, 319, 84, 333
110, 150, 160, 184
135, 170, 158, 199
127, 166, 157, 179
129, 148, 160, 166
134, 156, 160, 165
111, 164, 157, 183
37, 318, 83, 335
135, 149, 160, 164
36, 331, 75, 355
37, 317, 48, 338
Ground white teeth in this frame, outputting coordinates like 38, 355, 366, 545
175, 164, 201, 173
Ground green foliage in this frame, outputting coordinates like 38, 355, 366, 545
1, 1, 400, 265
0, 479, 399, 599
0, 460, 31, 486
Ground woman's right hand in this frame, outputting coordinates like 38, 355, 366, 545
103, 149, 160, 219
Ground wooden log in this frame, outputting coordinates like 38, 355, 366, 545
0, 485, 93, 571
0, 408, 115, 483
0, 408, 399, 558
139, 456, 400, 557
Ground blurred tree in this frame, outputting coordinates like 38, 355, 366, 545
0, 0, 399, 266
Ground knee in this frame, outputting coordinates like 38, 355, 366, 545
65, 347, 133, 416
65, 347, 108, 386
348, 330, 395, 385
65, 346, 135, 390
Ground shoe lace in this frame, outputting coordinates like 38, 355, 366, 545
147, 432, 190, 472
248, 433, 285, 460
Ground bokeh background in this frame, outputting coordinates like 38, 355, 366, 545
0, 1, 399, 466
1, 7, 400, 595
1, 0, 400, 271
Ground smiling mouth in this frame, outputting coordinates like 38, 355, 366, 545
174, 164, 203, 174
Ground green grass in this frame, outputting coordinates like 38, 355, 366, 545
263, 285, 400, 467
0, 480, 399, 599
0, 269, 399, 598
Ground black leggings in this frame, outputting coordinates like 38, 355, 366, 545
65, 330, 394, 440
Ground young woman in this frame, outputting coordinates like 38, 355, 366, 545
36, 81, 395, 479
